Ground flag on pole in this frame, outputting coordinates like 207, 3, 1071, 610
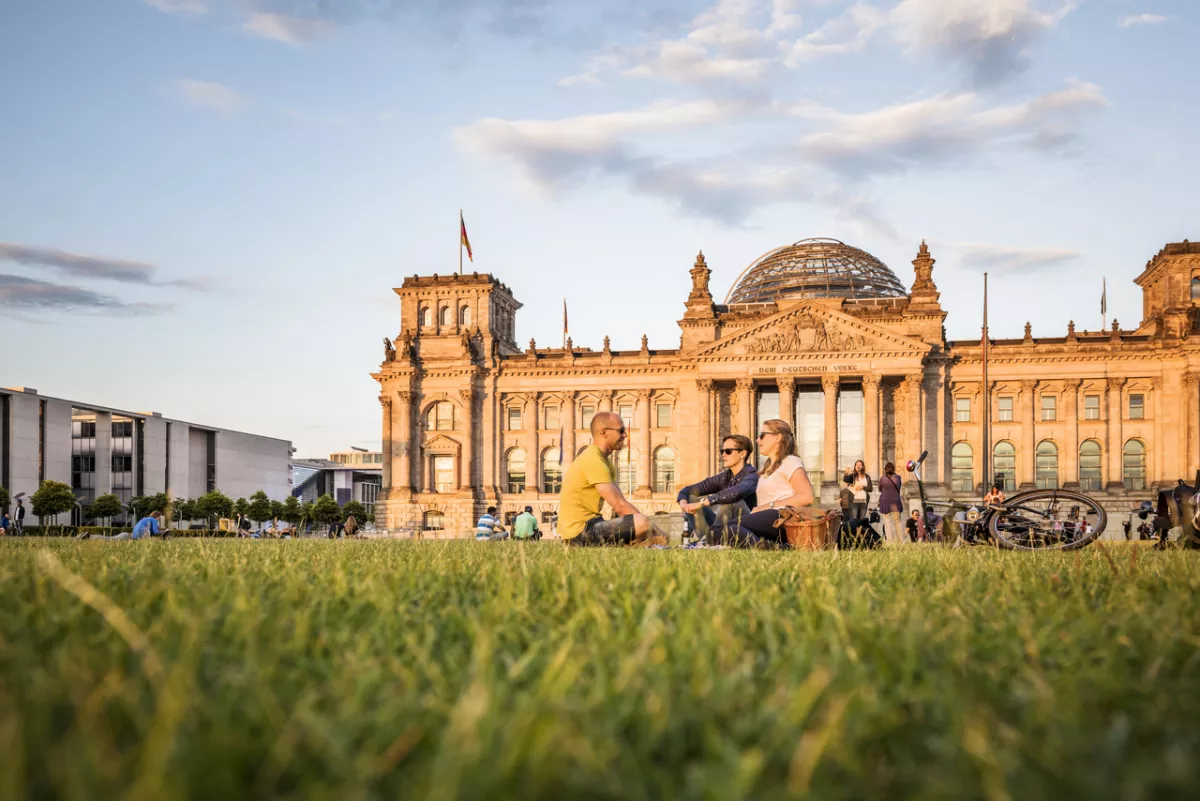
460, 211, 473, 262
1101, 277, 1107, 316
563, 299, 568, 337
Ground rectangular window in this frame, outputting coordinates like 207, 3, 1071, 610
544, 405, 559, 430
1129, 393, 1144, 420
656, 403, 672, 428
955, 397, 970, 423
1041, 395, 1056, 421
580, 405, 596, 430
1084, 395, 1100, 420
998, 396, 1013, 422
507, 406, 522, 431
951, 448, 973, 493
432, 456, 455, 493
618, 404, 633, 429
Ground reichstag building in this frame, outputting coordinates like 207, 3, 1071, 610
373, 237, 1200, 534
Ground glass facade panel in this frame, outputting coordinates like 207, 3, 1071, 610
580, 405, 596, 430
837, 388, 864, 475
1035, 441, 1058, 489
1123, 440, 1146, 490
992, 442, 1016, 491
795, 389, 824, 488
70, 409, 97, 505
544, 406, 559, 430
951, 442, 973, 493
1079, 440, 1103, 490
507, 406, 522, 431
432, 456, 455, 493
616, 448, 637, 494
112, 415, 134, 507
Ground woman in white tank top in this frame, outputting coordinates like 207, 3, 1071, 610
709, 418, 815, 547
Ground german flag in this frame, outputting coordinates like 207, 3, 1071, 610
460, 211, 473, 262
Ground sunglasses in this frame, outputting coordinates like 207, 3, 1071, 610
721, 447, 746, 455
603, 427, 627, 437
757, 431, 777, 439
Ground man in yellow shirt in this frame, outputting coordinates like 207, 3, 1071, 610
559, 411, 654, 545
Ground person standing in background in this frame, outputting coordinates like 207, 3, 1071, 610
877, 462, 905, 546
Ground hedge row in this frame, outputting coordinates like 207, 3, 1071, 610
7, 526, 294, 539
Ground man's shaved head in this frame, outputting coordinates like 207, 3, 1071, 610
590, 411, 621, 439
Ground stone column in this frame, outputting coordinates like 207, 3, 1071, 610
636, 389, 653, 496
863, 375, 880, 475
822, 375, 839, 486
1150, 377, 1163, 486
777, 376, 795, 432
395, 391, 413, 491
563, 392, 577, 474
1063, 379, 1080, 488
1106, 377, 1125, 490
1020, 380, 1038, 489
934, 374, 946, 484
526, 392, 540, 494
696, 379, 713, 478
903, 374, 923, 464
735, 378, 755, 437
458, 388, 474, 494
1185, 373, 1199, 479
379, 395, 392, 497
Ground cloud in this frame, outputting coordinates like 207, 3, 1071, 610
890, 0, 1078, 86
0, 242, 208, 289
0, 275, 164, 314
794, 79, 1107, 177
936, 241, 1082, 273
781, 2, 887, 66
1118, 14, 1167, 28
243, 12, 336, 45
177, 79, 246, 115
141, 0, 207, 14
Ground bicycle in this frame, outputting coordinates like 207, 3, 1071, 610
906, 450, 1108, 551
1133, 471, 1200, 549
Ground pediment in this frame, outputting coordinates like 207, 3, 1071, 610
692, 302, 931, 359
422, 434, 461, 454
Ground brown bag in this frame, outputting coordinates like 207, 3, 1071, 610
774, 507, 841, 550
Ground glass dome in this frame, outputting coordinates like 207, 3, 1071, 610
725, 237, 908, 304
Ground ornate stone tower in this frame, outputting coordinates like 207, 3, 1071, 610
1134, 240, 1200, 342
679, 250, 719, 351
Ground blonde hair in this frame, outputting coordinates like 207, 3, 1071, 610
759, 418, 797, 478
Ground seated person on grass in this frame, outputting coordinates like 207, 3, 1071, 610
709, 418, 814, 548
559, 411, 660, 546
676, 434, 757, 541
77, 510, 163, 541
475, 506, 508, 541
513, 506, 541, 540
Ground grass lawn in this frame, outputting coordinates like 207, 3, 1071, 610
1, 539, 1198, 800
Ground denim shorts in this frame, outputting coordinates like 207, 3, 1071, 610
567, 514, 638, 546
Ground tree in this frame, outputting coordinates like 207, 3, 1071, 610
0, 485, 10, 514
300, 501, 315, 533
311, 494, 342, 530
196, 490, 234, 530
90, 493, 124, 528
270, 499, 285, 521
175, 498, 195, 527
234, 497, 249, 519
130, 493, 169, 522
247, 490, 272, 528
280, 496, 303, 532
31, 480, 76, 531
342, 500, 366, 523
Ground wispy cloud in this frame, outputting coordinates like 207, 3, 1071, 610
0, 275, 165, 314
781, 3, 887, 66
936, 240, 1082, 273
243, 12, 336, 45
1118, 13, 1167, 28
0, 242, 208, 289
176, 79, 246, 115
141, 0, 207, 14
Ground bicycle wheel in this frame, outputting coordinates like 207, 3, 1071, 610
987, 489, 1107, 551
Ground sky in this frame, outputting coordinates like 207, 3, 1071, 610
0, 0, 1196, 457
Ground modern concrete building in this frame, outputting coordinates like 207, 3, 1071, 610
0, 386, 292, 518
292, 448, 383, 517
372, 237, 1200, 535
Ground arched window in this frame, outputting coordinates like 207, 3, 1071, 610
542, 448, 562, 493
505, 448, 526, 494
653, 446, 676, 493
1079, 440, 1103, 491
617, 448, 638, 494
1123, 439, 1146, 490
425, 401, 457, 431
460, 305, 471, 326
992, 441, 1016, 492
1035, 440, 1058, 489
950, 442, 973, 493
439, 305, 452, 327
419, 306, 432, 327
422, 510, 445, 531
1192, 277, 1200, 302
